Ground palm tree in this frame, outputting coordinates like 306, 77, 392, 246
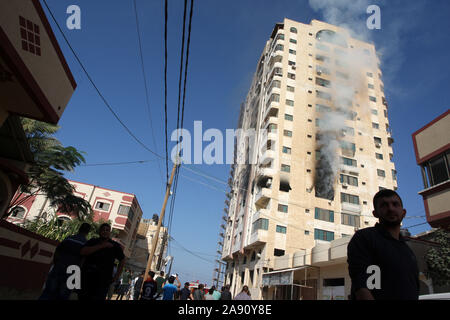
3, 118, 91, 219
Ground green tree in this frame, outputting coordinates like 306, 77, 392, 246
23, 213, 119, 242
425, 228, 450, 287
3, 118, 91, 219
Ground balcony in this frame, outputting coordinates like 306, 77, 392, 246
339, 164, 359, 175
248, 229, 268, 247
262, 116, 278, 129
341, 202, 361, 213
311, 242, 331, 265
264, 102, 279, 120
259, 149, 276, 165
255, 187, 271, 208
251, 208, 269, 224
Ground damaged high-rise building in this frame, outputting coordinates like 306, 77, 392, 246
220, 19, 397, 299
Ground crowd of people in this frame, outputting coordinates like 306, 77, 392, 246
37, 221, 251, 301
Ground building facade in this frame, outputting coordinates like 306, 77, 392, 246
0, 0, 76, 217
7, 180, 143, 257
127, 218, 168, 273
220, 18, 398, 299
412, 109, 450, 229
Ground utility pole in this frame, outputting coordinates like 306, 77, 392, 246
139, 160, 179, 293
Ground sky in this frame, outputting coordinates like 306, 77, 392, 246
41, 0, 450, 285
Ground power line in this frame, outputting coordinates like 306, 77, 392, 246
180, 0, 194, 131
163, 0, 169, 185
42, 0, 164, 161
80, 160, 157, 167
170, 236, 216, 265
132, 0, 165, 183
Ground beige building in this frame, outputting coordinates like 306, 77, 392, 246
221, 18, 398, 299
7, 180, 143, 257
412, 109, 450, 229
127, 218, 168, 273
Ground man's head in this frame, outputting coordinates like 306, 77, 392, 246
98, 223, 111, 239
160, 271, 164, 277
199, 284, 204, 290
372, 189, 406, 227
168, 276, 175, 284
78, 223, 91, 235
148, 271, 155, 280
184, 282, 190, 288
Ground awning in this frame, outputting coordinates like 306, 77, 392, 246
262, 265, 318, 286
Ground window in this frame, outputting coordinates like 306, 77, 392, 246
316, 104, 332, 113
275, 33, 285, 41
284, 114, 293, 121
316, 54, 330, 63
367, 72, 373, 77
290, 39, 297, 44
268, 123, 277, 133
287, 73, 296, 80
287, 85, 295, 92
316, 77, 331, 88
10, 206, 26, 218
289, 49, 296, 55
275, 44, 284, 52
19, 16, 42, 56
341, 193, 360, 205
374, 137, 382, 144
290, 27, 297, 34
340, 141, 356, 151
278, 204, 288, 213
368, 84, 374, 89
315, 118, 321, 127
117, 205, 134, 220
252, 218, 269, 232
251, 251, 256, 261
369, 96, 377, 102
341, 157, 357, 167
341, 213, 360, 227
276, 225, 287, 234
288, 60, 296, 66
377, 169, 386, 177
340, 174, 358, 186
392, 169, 398, 181
305, 230, 310, 235
372, 122, 379, 129
316, 65, 330, 75
243, 256, 247, 265
281, 164, 291, 173
284, 130, 292, 137
315, 208, 334, 222
315, 150, 322, 160
286, 99, 294, 106
376, 153, 383, 160
95, 201, 111, 211
274, 249, 285, 256
316, 91, 332, 101
342, 126, 355, 136
314, 229, 334, 241
282, 146, 291, 154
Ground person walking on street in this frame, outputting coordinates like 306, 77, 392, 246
220, 285, 232, 300
162, 275, 181, 300
212, 286, 221, 300
39, 223, 91, 300
179, 282, 193, 300
155, 271, 165, 300
133, 271, 145, 300
234, 286, 251, 300
347, 189, 420, 300
116, 268, 131, 300
140, 271, 157, 300
193, 284, 205, 300
79, 223, 125, 300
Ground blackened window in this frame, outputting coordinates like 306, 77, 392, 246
274, 249, 285, 256
19, 16, 41, 56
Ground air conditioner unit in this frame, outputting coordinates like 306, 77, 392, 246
292, 66, 296, 70
342, 183, 348, 188
375, 142, 381, 148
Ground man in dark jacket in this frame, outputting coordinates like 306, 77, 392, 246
220, 285, 232, 300
347, 189, 420, 300
79, 223, 125, 300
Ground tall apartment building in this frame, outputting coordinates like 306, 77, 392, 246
7, 180, 143, 257
220, 19, 397, 299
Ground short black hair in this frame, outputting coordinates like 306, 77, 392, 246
160, 271, 164, 276
79, 223, 91, 234
184, 282, 190, 287
148, 271, 155, 278
168, 276, 175, 284
373, 189, 403, 210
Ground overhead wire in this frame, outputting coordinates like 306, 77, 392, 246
42, 0, 164, 161
132, 0, 165, 183
163, 0, 169, 185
